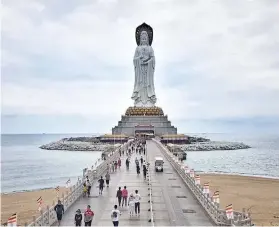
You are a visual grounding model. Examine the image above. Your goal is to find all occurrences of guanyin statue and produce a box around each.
[131,23,157,107]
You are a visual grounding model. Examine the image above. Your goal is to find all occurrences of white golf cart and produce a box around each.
[155,156,164,172]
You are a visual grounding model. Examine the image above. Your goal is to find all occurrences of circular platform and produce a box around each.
[125,106,164,116]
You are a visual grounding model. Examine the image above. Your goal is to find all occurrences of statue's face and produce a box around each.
[140,31,148,45]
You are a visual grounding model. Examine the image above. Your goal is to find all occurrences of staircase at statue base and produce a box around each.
[112,115,177,136]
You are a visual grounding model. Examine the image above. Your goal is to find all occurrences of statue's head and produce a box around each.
[140,31,149,45]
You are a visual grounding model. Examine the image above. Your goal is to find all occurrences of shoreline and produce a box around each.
[2,171,279,195]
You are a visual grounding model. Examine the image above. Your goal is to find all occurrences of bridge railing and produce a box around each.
[145,143,155,226]
[27,143,124,226]
[153,139,252,226]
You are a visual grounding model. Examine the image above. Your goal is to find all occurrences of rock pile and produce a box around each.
[170,141,251,151]
[40,140,118,151]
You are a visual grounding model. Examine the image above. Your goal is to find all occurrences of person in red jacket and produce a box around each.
[84,205,94,226]
[118,158,121,168]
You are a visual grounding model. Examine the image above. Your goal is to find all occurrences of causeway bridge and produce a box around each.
[29,140,252,226]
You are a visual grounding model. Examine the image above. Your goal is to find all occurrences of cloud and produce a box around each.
[1,0,279,133]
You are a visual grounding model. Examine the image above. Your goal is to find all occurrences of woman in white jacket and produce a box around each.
[128,193,135,217]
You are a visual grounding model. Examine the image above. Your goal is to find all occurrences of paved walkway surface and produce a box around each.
[57,140,213,226]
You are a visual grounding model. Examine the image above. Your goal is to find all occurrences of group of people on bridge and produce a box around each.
[52,138,148,226]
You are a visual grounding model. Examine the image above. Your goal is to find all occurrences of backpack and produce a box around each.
[112,211,118,218]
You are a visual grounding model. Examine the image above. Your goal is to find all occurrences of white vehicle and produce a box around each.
[154,157,164,172]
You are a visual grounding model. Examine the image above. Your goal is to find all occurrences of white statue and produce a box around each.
[131,30,157,107]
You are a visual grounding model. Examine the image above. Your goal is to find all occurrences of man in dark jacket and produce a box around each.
[143,164,147,180]
[54,200,64,226]
[98,176,105,195]
[116,187,122,207]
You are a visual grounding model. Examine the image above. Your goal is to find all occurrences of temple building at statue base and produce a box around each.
[112,106,177,136]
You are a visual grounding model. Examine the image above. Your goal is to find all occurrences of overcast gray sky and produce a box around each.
[1,0,279,134]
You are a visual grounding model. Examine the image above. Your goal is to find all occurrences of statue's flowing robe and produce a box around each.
[132,45,156,106]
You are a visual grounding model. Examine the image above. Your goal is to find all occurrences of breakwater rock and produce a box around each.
[40,140,119,151]
[188,136,210,143]
[169,141,251,151]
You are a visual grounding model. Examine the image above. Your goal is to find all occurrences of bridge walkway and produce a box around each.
[58,140,213,226]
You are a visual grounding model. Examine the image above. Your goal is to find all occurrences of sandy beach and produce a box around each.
[1,187,69,226]
[1,175,279,226]
[200,174,279,226]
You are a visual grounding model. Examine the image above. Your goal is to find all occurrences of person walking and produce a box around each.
[83,183,87,197]
[86,179,91,197]
[84,205,94,226]
[140,156,143,166]
[136,164,140,175]
[135,158,139,167]
[134,190,141,217]
[116,187,122,207]
[54,200,64,226]
[74,209,82,226]
[98,176,105,195]
[126,158,129,169]
[128,193,135,216]
[143,164,147,180]
[111,205,121,227]
[114,161,118,171]
[111,162,115,172]
[105,172,110,187]
[121,186,128,207]
[118,158,121,169]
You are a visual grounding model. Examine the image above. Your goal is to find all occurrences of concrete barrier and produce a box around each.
[153,139,252,226]
[27,143,124,226]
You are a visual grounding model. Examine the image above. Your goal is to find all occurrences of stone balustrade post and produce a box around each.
[40,209,44,225]
[32,216,36,226]
[47,205,50,224]
[215,202,219,209]
[66,191,69,206]
[242,208,246,220]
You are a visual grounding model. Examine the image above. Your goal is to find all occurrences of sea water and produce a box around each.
[1,134,102,193]
[185,133,279,178]
[1,133,279,193]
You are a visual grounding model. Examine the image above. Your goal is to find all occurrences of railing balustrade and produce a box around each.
[153,139,253,226]
[27,143,124,226]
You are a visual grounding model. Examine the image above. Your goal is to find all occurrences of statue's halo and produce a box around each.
[135,22,153,46]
